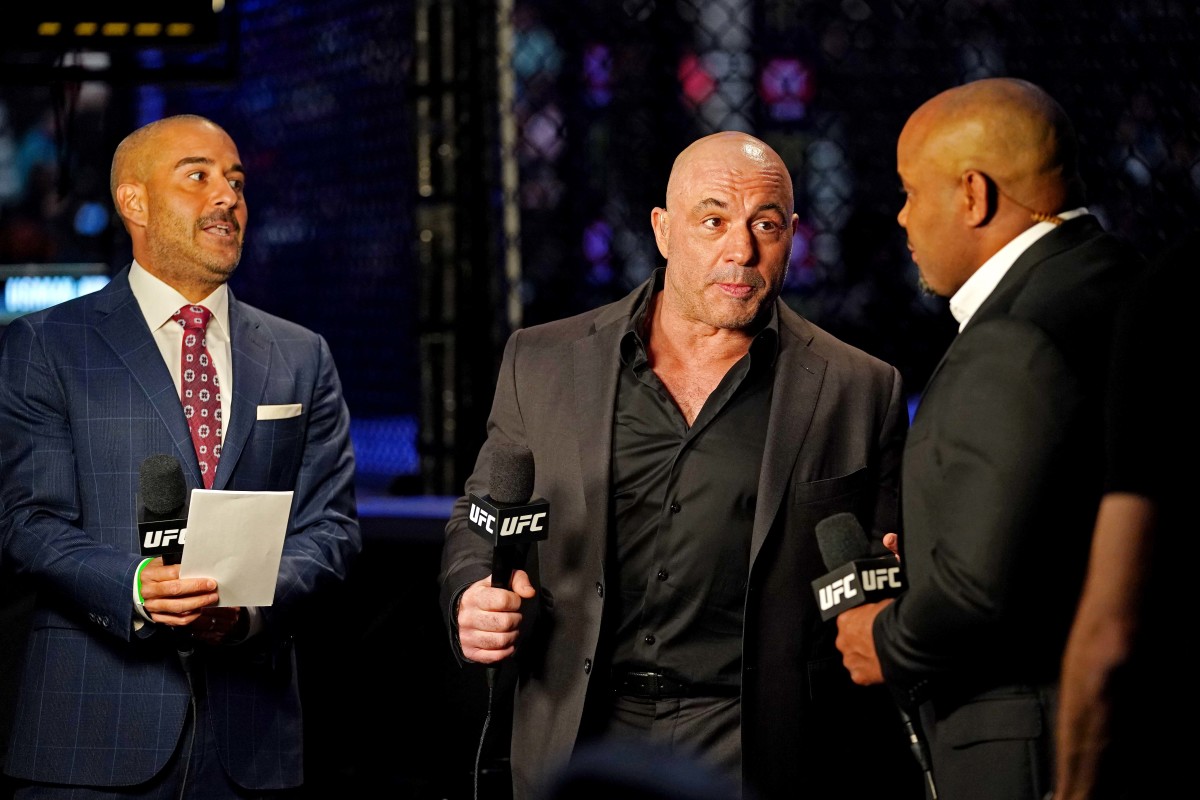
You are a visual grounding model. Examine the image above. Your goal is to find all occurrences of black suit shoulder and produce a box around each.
[507,285,640,347]
[983,218,1144,329]
[971,218,1145,385]
[787,304,897,371]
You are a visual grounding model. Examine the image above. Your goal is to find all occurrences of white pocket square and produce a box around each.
[257,403,303,420]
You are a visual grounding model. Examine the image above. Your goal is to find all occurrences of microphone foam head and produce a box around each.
[488,442,535,505]
[139,454,187,516]
[814,512,871,570]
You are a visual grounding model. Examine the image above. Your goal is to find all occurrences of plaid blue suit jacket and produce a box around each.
[0,266,360,789]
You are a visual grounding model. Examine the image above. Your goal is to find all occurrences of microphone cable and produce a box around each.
[473,666,500,800]
[898,707,937,799]
[176,682,199,800]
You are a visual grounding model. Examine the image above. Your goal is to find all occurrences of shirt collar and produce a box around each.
[949,208,1089,331]
[128,260,231,339]
[620,267,780,367]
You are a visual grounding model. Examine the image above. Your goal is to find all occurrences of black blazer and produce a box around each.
[873,216,1144,800]
[441,276,923,800]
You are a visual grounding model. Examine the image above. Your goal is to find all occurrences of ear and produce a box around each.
[115,183,148,229]
[650,207,670,259]
[961,170,994,227]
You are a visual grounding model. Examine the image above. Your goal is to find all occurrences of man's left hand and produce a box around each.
[191,606,245,645]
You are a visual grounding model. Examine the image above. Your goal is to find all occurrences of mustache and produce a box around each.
[707,268,766,288]
[198,212,241,232]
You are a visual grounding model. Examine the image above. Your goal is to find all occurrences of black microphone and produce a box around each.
[137,454,197,683]
[813,512,937,800]
[811,512,904,622]
[137,454,189,566]
[466,442,549,590]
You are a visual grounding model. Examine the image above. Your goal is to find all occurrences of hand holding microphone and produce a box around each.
[818,513,937,799]
[813,512,904,624]
[136,455,219,628]
[456,443,546,665]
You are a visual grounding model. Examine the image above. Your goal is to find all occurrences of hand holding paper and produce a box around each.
[179,489,294,607]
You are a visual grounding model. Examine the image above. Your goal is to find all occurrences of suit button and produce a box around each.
[669,502,681,513]
[644,634,655,645]
[584,659,592,674]
[596,582,603,598]
[656,569,668,581]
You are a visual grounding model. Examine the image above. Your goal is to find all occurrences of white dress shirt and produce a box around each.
[950,208,1089,332]
[128,260,233,436]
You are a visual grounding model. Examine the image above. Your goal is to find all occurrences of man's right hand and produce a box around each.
[457,569,537,664]
[138,557,220,626]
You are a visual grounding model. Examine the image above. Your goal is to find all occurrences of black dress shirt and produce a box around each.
[609,271,777,689]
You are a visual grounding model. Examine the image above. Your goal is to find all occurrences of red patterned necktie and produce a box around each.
[172,304,222,488]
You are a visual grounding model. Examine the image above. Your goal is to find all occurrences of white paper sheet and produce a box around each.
[178,489,293,607]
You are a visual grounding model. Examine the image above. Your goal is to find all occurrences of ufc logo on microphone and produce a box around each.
[467,493,550,546]
[468,503,496,533]
[143,527,187,549]
[499,512,546,537]
[818,573,858,610]
[861,566,901,591]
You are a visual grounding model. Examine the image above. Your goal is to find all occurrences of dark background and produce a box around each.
[1,1,1197,798]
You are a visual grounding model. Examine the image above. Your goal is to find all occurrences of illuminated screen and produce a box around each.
[0,263,110,324]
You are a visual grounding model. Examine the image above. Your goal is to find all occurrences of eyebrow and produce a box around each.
[755,202,787,217]
[690,199,787,217]
[173,156,245,174]
[692,197,729,214]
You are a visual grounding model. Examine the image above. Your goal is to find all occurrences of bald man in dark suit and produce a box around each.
[834,78,1145,800]
[441,132,922,800]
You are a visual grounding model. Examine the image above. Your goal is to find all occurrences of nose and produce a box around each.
[726,223,755,266]
[211,179,239,208]
[897,199,909,229]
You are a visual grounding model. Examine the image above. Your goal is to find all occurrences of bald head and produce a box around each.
[650,131,797,336]
[110,114,227,210]
[902,77,1082,216]
[895,78,1086,296]
[109,114,246,301]
[664,131,794,217]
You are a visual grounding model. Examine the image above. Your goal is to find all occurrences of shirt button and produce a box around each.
[669,502,681,513]
[644,634,656,645]
[595,582,604,598]
[656,569,668,581]
[584,659,592,674]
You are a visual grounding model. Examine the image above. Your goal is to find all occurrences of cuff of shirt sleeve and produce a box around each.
[220,607,264,646]
[242,607,265,641]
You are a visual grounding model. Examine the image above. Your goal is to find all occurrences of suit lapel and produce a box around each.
[572,310,624,545]
[751,304,825,566]
[93,270,203,484]
[214,296,270,489]
[970,214,1100,328]
[915,215,1101,418]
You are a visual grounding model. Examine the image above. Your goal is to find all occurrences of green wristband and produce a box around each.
[134,557,154,605]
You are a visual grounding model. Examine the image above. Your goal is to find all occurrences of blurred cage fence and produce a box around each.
[483,0,1199,386]
[0,0,1197,499]
[423,0,1200,493]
